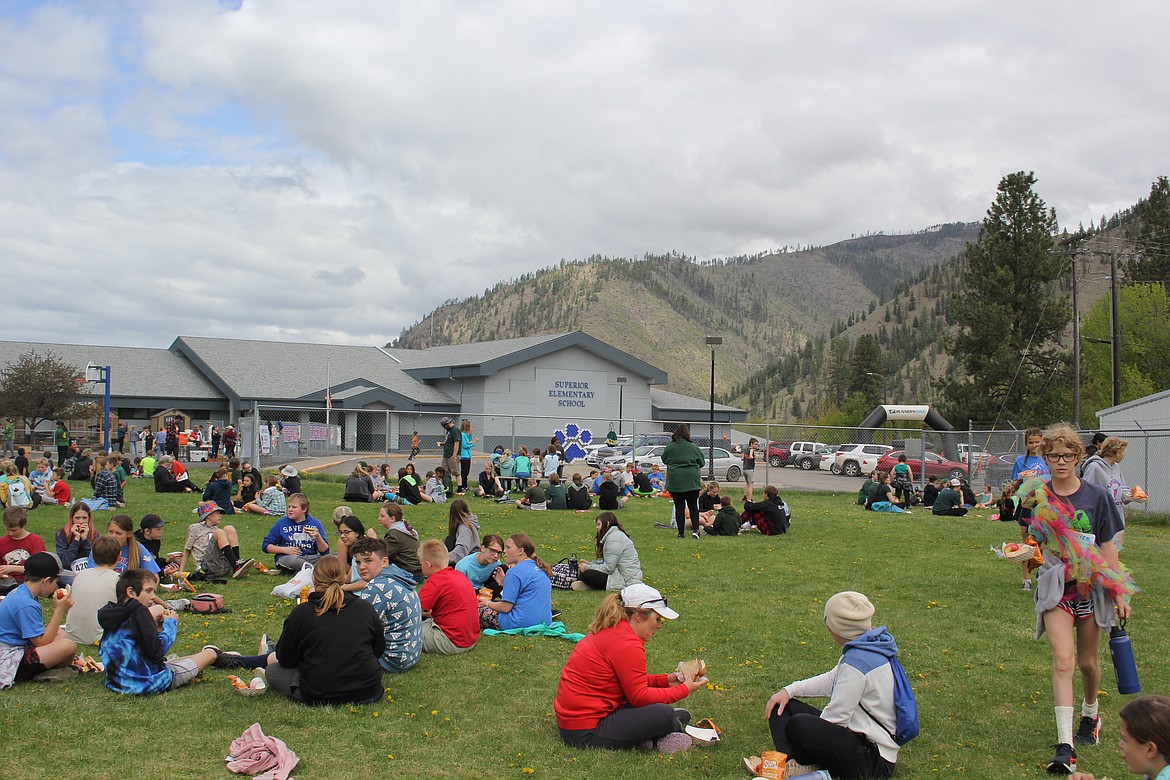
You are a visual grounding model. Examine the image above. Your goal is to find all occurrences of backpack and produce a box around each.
[5,478,30,508]
[859,654,920,745]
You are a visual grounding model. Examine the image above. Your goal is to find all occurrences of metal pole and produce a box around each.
[252,401,260,469]
[1110,251,1121,406]
[708,347,715,480]
[102,366,111,453]
[1071,253,1081,425]
[385,410,391,462]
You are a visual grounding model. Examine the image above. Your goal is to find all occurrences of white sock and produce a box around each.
[1056,706,1075,745]
[1082,699,1099,718]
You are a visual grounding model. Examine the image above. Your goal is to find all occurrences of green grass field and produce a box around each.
[2,475,1166,780]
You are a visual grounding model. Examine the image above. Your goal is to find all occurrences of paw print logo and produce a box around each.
[555,424,592,462]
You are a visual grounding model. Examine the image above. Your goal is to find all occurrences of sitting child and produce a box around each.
[0,507,47,588]
[596,473,625,510]
[632,469,655,497]
[65,536,121,645]
[455,535,506,600]
[700,497,742,536]
[418,540,479,655]
[201,467,236,514]
[544,473,568,510]
[352,536,422,673]
[250,474,288,516]
[262,493,330,572]
[378,502,423,583]
[180,502,255,581]
[974,483,995,509]
[28,459,52,491]
[515,478,547,510]
[425,468,448,504]
[566,473,592,512]
[647,465,665,493]
[97,568,222,694]
[0,552,76,687]
[38,468,71,507]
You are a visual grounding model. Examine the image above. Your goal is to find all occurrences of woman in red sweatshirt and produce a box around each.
[554,583,708,753]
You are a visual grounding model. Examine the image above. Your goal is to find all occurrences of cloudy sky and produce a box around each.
[3,1,1168,349]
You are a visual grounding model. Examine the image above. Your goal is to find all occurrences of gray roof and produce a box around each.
[0,341,221,399]
[650,387,743,414]
[391,331,669,384]
[171,337,455,406]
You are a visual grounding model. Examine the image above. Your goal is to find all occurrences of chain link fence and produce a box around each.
[227,406,1166,512]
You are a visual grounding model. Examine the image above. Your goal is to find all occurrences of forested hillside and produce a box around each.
[393,224,979,404]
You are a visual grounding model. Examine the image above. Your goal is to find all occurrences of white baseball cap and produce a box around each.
[620,584,679,619]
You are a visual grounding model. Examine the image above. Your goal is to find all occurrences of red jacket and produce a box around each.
[554,620,688,730]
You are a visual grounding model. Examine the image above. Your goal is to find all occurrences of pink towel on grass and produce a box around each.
[226,722,299,780]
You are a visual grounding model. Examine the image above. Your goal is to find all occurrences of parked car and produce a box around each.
[876,450,969,480]
[792,445,834,470]
[956,443,992,465]
[766,440,828,467]
[585,436,633,466]
[634,446,744,482]
[602,444,661,469]
[829,444,895,476]
[766,441,792,467]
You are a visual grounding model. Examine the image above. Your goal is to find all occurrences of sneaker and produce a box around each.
[740,521,752,531]
[691,531,700,539]
[570,581,589,591]
[655,732,693,754]
[783,760,821,777]
[551,610,562,622]
[211,649,250,670]
[1075,715,1101,745]
[1047,742,1077,774]
[1023,580,1032,591]
[202,644,224,666]
[232,558,256,579]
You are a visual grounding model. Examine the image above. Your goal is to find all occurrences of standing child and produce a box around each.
[1013,427,1051,591]
[1020,424,1131,774]
[742,438,759,501]
[409,431,420,461]
[459,420,477,494]
[97,568,222,695]
[0,552,76,687]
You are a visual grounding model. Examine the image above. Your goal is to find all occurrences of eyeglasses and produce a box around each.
[631,596,668,609]
[485,547,504,556]
[338,528,355,536]
[1044,452,1078,463]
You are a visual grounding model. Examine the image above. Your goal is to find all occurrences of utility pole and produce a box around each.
[1071,252,1080,424]
[1109,251,1121,406]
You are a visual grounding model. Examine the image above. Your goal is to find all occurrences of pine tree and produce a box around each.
[1127,176,1170,284]
[944,172,1070,422]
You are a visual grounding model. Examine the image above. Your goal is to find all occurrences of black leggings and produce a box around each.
[559,703,687,749]
[579,568,608,590]
[460,459,472,488]
[768,698,895,780]
[671,490,701,537]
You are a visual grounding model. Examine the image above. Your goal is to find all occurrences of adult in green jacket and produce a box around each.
[661,425,705,539]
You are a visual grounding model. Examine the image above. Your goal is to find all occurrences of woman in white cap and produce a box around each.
[554,583,707,753]
[764,591,902,779]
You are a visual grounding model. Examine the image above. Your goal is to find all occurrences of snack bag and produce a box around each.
[759,750,787,779]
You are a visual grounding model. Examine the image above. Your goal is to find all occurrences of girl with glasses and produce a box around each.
[1020,424,1133,774]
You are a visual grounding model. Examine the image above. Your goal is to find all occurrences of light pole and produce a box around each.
[616,376,627,435]
[705,336,722,479]
[86,362,112,452]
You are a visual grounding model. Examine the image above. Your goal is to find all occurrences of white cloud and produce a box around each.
[1,0,1168,348]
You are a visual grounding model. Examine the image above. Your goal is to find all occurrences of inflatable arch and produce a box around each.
[856,405,959,461]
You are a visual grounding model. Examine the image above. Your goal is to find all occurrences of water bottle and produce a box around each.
[1109,619,1141,694]
[786,772,832,780]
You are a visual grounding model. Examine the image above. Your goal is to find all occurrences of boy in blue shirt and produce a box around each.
[97,568,223,695]
[261,493,330,572]
[0,552,77,687]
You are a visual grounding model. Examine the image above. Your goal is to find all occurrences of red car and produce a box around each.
[876,450,969,480]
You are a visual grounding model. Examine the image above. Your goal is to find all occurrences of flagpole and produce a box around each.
[325,357,331,454]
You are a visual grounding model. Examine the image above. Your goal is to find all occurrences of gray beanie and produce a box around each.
[824,591,875,639]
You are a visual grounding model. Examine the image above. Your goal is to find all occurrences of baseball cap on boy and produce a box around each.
[140,514,166,530]
[24,552,61,581]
